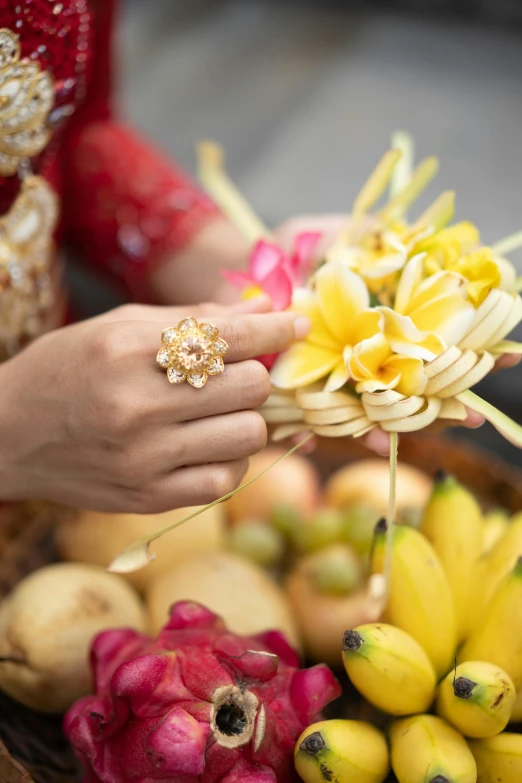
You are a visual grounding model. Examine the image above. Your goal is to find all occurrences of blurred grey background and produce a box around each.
[69,0,522,464]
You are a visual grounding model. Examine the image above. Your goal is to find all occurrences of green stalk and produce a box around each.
[384,431,399,599]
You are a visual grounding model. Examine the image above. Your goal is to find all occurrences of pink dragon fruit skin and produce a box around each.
[64,601,340,783]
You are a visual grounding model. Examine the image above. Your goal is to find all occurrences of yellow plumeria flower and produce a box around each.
[413,221,480,275]
[326,228,410,297]
[395,255,476,346]
[446,248,501,306]
[271,262,446,392]
[270,263,379,392]
[349,332,428,396]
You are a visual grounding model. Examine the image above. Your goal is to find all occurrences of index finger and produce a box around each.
[201,312,312,363]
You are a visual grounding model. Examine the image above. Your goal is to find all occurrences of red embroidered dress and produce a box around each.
[0,0,219,357]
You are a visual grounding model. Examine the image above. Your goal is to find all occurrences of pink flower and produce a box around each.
[222,232,322,311]
[222,233,321,369]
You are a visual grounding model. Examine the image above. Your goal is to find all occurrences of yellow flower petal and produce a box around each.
[384,355,428,396]
[270,342,340,390]
[349,333,392,380]
[324,358,350,392]
[409,294,475,346]
[407,270,467,312]
[359,252,406,279]
[353,310,383,343]
[355,371,401,394]
[315,262,370,344]
[414,221,480,255]
[292,288,339,350]
[394,253,425,315]
[378,307,445,360]
[447,248,501,306]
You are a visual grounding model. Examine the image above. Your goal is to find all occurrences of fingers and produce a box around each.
[98,296,274,325]
[463,409,485,429]
[227,295,274,315]
[147,458,250,512]
[208,312,311,363]
[290,432,317,454]
[358,428,391,457]
[172,411,267,467]
[493,354,522,373]
[147,360,272,423]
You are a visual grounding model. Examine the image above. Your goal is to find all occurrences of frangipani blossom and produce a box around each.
[395,253,522,355]
[415,221,480,275]
[446,248,501,307]
[325,228,410,295]
[270,263,376,392]
[221,233,321,311]
[271,262,447,393]
[349,333,428,396]
[395,256,476,346]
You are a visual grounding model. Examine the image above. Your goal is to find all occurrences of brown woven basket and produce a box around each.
[1,434,521,783]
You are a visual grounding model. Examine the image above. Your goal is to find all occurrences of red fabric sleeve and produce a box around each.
[62,121,221,300]
[60,0,221,300]
[0,0,221,300]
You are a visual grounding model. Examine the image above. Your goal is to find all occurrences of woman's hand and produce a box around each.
[0,300,310,513]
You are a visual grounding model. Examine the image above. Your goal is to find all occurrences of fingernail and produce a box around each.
[293,315,312,340]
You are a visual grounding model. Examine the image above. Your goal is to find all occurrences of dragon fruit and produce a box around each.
[64,601,340,783]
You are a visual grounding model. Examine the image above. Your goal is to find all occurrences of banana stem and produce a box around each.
[384,431,399,599]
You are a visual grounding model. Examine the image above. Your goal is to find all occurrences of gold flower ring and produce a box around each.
[156,318,229,389]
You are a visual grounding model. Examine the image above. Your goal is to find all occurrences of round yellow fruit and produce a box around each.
[146,550,299,648]
[342,623,437,716]
[0,563,146,713]
[325,459,431,517]
[225,448,319,524]
[57,504,224,593]
[285,555,373,666]
[437,661,515,738]
[295,719,390,783]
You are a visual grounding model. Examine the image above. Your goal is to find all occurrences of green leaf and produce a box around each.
[458,390,522,448]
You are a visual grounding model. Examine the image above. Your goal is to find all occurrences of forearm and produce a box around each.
[148,218,251,306]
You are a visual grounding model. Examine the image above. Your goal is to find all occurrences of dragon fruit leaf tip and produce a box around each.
[65,600,340,783]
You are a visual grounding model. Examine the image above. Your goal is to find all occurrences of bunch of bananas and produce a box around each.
[294,473,522,783]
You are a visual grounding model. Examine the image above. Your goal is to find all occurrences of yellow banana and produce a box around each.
[370,520,457,677]
[459,558,522,687]
[420,472,483,643]
[342,622,436,716]
[509,688,522,724]
[468,732,522,783]
[390,714,477,783]
[482,509,509,555]
[294,719,390,783]
[483,511,522,606]
[436,661,515,738]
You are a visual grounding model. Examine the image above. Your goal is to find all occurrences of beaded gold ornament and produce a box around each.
[0,28,55,177]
